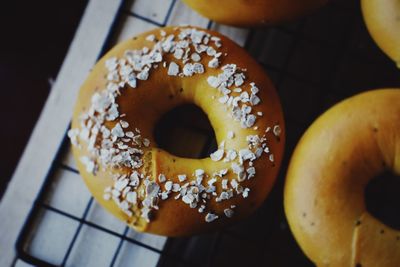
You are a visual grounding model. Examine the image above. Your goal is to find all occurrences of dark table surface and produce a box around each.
[0,1,88,199]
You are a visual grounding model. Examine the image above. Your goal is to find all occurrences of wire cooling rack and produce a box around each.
[14,0,400,266]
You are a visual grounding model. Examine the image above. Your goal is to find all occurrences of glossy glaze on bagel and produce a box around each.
[284,89,400,266]
[181,0,329,26]
[69,26,285,236]
[362,0,400,68]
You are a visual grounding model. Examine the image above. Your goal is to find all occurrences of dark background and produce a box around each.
[0,1,88,198]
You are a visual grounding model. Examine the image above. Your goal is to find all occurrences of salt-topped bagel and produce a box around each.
[68,26,285,236]
[181,0,329,26]
[284,89,400,266]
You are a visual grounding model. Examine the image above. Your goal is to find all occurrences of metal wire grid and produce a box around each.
[14,0,400,266]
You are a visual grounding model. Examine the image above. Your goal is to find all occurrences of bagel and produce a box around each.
[68,26,285,236]
[181,0,329,27]
[362,0,400,68]
[284,89,400,266]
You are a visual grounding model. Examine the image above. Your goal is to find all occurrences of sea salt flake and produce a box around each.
[174,48,184,59]
[250,94,261,105]
[142,138,150,147]
[146,182,160,197]
[195,169,205,177]
[250,83,259,94]
[178,174,187,182]
[205,213,219,223]
[208,57,219,68]
[68,128,80,146]
[234,73,245,86]
[231,162,244,175]
[105,57,118,71]
[217,169,228,177]
[269,154,275,162]
[91,92,112,112]
[207,76,221,88]
[206,46,216,56]
[247,167,256,179]
[114,178,129,191]
[193,63,204,74]
[216,191,231,202]
[137,68,149,80]
[165,181,173,191]
[239,148,255,161]
[242,188,250,198]
[210,149,224,161]
[126,191,137,204]
[190,29,205,44]
[191,53,201,62]
[198,205,206,213]
[207,178,217,186]
[111,123,124,138]
[80,156,96,174]
[273,125,282,137]
[119,200,130,211]
[224,149,237,162]
[120,120,129,128]
[127,73,137,88]
[146,34,155,42]
[222,179,228,190]
[218,95,229,104]
[224,208,234,218]
[125,131,134,138]
[183,63,195,76]
[245,114,256,128]
[158,174,166,183]
[172,183,181,192]
[168,62,179,76]
[182,194,195,204]
[112,189,121,198]
[161,192,169,200]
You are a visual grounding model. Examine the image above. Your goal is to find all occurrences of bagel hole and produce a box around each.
[154,104,217,159]
[365,171,400,230]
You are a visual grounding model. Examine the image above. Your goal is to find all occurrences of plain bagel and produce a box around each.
[284,89,400,266]
[362,0,400,68]
[181,0,329,26]
[68,26,285,236]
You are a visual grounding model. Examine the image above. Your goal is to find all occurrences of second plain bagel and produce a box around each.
[284,89,400,266]
[362,0,400,68]
[68,26,285,236]
[181,0,329,27]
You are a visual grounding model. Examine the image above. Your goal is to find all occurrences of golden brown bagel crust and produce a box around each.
[284,89,400,266]
[70,26,285,236]
[181,0,329,26]
[362,0,400,68]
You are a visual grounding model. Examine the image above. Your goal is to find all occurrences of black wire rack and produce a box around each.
[15,0,400,266]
